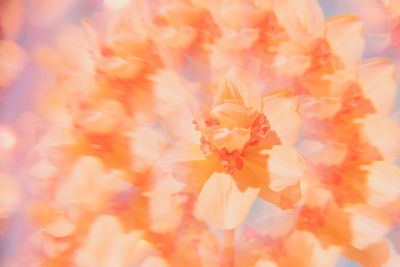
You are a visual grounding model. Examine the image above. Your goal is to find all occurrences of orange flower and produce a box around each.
[157,68,304,229]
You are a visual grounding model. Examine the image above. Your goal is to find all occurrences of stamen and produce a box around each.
[219,148,243,174]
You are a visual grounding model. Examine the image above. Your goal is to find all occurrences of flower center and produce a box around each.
[193,113,271,173]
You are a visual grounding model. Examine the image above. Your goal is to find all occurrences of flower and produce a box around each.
[158,67,305,229]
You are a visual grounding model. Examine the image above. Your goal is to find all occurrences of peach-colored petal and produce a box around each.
[325,69,357,97]
[258,182,301,210]
[56,156,122,211]
[159,0,201,28]
[342,239,390,267]
[263,146,305,191]
[298,140,347,166]
[345,204,391,250]
[78,99,125,135]
[210,29,259,70]
[98,56,144,79]
[160,143,206,168]
[300,185,334,209]
[151,70,201,144]
[147,191,186,233]
[204,126,250,152]
[299,95,342,120]
[152,26,197,68]
[214,68,263,112]
[36,129,77,152]
[273,0,325,37]
[129,126,166,172]
[325,15,365,66]
[262,90,300,146]
[355,114,400,162]
[159,143,218,192]
[211,103,254,129]
[75,215,155,267]
[360,161,400,207]
[197,172,260,229]
[273,55,311,77]
[281,230,341,267]
[219,2,263,30]
[151,173,186,195]
[357,58,397,115]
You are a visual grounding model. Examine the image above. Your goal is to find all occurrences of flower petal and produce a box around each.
[344,204,391,250]
[258,182,301,210]
[273,0,325,37]
[159,143,218,193]
[129,127,166,172]
[197,172,261,229]
[204,126,250,152]
[355,114,400,162]
[357,58,397,115]
[213,68,263,112]
[151,70,201,144]
[360,161,400,208]
[262,90,300,146]
[299,95,342,120]
[326,15,365,66]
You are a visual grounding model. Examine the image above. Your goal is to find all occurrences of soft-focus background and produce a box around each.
[1,1,400,266]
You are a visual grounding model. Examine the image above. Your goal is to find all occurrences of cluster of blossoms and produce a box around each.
[1,0,400,266]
